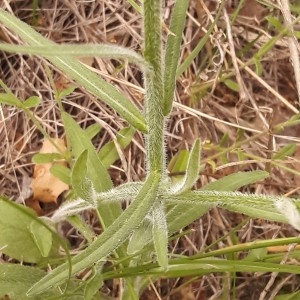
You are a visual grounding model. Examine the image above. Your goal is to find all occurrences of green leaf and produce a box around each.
[163,0,189,115]
[50,164,71,185]
[0,264,51,300]
[201,170,269,191]
[127,217,152,255]
[272,143,296,160]
[166,171,270,239]
[29,220,53,258]
[254,58,263,76]
[164,190,288,223]
[273,114,300,133]
[71,150,94,201]
[85,123,102,140]
[0,43,149,70]
[63,112,112,191]
[57,85,76,100]
[0,10,147,132]
[170,139,201,194]
[67,215,95,244]
[168,149,189,177]
[28,172,161,296]
[63,112,123,234]
[23,95,40,108]
[224,79,239,92]
[243,248,268,261]
[32,152,64,163]
[0,197,56,263]
[98,126,135,169]
[152,203,168,270]
[0,92,21,107]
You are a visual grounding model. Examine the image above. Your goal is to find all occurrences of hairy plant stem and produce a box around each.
[143,0,165,174]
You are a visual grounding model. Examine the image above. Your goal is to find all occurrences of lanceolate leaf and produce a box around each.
[0,92,21,107]
[28,172,161,296]
[0,43,149,70]
[166,170,270,237]
[164,190,288,223]
[170,139,201,194]
[163,0,189,115]
[62,112,123,234]
[23,95,40,108]
[62,112,112,191]
[0,9,147,132]
[272,143,296,160]
[201,170,269,191]
[71,150,95,203]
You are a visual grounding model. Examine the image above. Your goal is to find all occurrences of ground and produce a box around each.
[1,0,300,299]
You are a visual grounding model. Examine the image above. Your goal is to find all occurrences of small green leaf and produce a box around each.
[254,58,263,76]
[32,153,63,163]
[85,123,102,140]
[272,143,296,160]
[71,150,94,202]
[170,139,201,193]
[57,85,76,100]
[50,164,71,185]
[29,220,53,258]
[165,190,287,224]
[67,215,95,244]
[168,149,189,178]
[243,248,268,261]
[0,92,21,107]
[266,16,284,31]
[224,79,239,92]
[23,95,41,108]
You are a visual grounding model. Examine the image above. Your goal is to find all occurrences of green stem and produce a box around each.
[143,0,165,174]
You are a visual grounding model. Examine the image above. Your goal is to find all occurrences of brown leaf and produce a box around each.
[30,138,69,205]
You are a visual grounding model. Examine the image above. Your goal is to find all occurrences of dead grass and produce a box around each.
[1,0,300,299]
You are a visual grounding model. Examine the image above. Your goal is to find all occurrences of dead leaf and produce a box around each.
[30,138,69,206]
